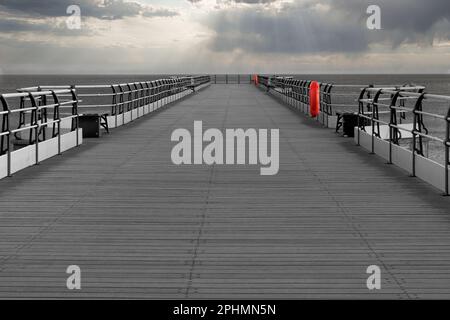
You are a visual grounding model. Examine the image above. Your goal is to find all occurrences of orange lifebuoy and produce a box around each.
[309,81,320,117]
[252,74,257,86]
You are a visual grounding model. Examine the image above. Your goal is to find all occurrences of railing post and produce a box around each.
[326,84,333,128]
[127,84,133,122]
[149,82,154,112]
[26,93,40,165]
[388,91,401,164]
[119,85,125,125]
[111,85,118,128]
[1,95,11,177]
[7,107,11,177]
[357,89,366,146]
[445,106,450,196]
[70,88,80,147]
[157,81,161,109]
[411,93,426,178]
[50,91,62,155]
[320,83,328,126]
[138,82,144,117]
[145,82,151,111]
[371,90,383,154]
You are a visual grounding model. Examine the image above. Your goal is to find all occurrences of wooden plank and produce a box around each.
[0,84,449,299]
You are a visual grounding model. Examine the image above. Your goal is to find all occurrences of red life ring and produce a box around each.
[254,75,259,86]
[309,81,320,117]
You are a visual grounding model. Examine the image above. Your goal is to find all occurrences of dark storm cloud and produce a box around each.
[0,18,50,32]
[328,0,450,46]
[0,17,90,35]
[330,0,450,33]
[206,1,370,54]
[0,0,178,20]
[204,0,450,54]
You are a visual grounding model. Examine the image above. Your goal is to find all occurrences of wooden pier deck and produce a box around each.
[0,84,449,299]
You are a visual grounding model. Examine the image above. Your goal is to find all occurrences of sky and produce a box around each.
[0,0,449,74]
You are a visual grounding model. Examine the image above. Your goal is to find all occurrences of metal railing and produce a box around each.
[256,75,450,195]
[0,75,211,178]
[213,74,253,84]
[357,87,450,195]
[257,75,419,116]
[0,89,80,176]
[18,76,211,121]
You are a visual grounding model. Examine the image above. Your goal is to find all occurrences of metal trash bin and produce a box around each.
[79,114,100,138]
[342,113,359,137]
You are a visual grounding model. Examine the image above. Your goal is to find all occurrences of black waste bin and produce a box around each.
[79,114,100,138]
[342,113,359,137]
[341,113,371,137]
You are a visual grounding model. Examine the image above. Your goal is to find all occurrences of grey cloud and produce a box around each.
[0,0,138,19]
[328,0,450,46]
[203,0,450,55]
[0,17,90,35]
[0,0,178,20]
[142,8,179,18]
[232,0,277,3]
[186,0,277,4]
[0,18,51,33]
[206,2,369,54]
[330,0,450,33]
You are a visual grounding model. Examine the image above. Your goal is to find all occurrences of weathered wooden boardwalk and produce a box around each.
[0,84,449,299]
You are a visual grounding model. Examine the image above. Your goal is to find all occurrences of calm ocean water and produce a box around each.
[1,74,449,94]
[0,74,449,163]
[0,74,169,93]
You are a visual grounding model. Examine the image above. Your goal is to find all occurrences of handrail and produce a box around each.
[0,88,80,176]
[17,76,211,119]
[256,74,450,195]
[356,86,450,195]
[1,75,211,178]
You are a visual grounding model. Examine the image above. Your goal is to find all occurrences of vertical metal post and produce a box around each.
[445,106,450,196]
[411,93,425,178]
[50,91,62,155]
[388,92,401,164]
[138,83,143,117]
[371,90,383,154]
[145,82,151,112]
[157,81,161,109]
[127,84,133,122]
[112,85,118,128]
[149,82,154,112]
[119,85,125,125]
[320,84,327,126]
[26,93,40,165]
[327,84,333,128]
[70,88,80,147]
[1,95,12,177]
[7,107,11,176]
[357,89,365,146]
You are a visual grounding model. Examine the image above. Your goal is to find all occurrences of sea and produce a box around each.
[0,74,449,164]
